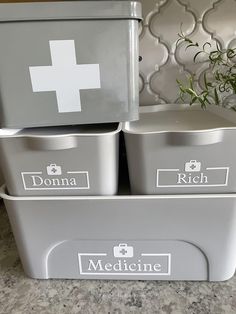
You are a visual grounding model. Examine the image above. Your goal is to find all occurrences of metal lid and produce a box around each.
[0,1,142,22]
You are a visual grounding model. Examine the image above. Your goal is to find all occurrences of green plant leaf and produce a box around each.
[185,43,199,50]
[203,72,208,90]
[209,51,223,65]
[198,98,207,109]
[193,51,204,63]
[202,93,211,104]
[203,42,211,51]
[214,88,220,105]
[184,88,198,97]
[176,24,236,110]
[189,96,197,105]
[227,48,236,59]
[216,43,221,52]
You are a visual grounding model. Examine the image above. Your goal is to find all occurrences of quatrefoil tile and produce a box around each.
[204,0,236,47]
[142,0,168,26]
[139,83,161,106]
[139,27,168,81]
[178,0,219,21]
[150,56,190,103]
[175,23,217,77]
[139,0,236,106]
[149,0,195,53]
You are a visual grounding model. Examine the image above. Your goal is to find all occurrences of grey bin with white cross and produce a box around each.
[0,123,121,196]
[0,1,141,128]
[123,104,236,194]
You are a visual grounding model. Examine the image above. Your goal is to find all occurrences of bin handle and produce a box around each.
[166,129,224,146]
[24,135,78,151]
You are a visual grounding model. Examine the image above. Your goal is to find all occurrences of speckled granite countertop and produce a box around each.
[0,201,236,314]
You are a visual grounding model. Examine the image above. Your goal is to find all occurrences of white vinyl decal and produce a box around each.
[29,40,101,113]
[21,164,90,190]
[78,243,171,276]
[156,160,229,188]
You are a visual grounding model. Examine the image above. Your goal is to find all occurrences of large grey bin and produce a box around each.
[0,124,120,196]
[1,184,236,281]
[123,104,236,194]
[0,1,141,128]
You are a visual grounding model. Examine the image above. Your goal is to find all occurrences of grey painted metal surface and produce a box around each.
[123,104,236,194]
[0,124,121,196]
[0,1,141,128]
[1,184,236,281]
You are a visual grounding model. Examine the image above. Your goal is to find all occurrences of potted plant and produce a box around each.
[176,27,236,110]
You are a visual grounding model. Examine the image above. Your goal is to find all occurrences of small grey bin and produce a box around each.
[0,124,121,196]
[123,104,236,194]
[1,184,236,281]
[0,1,141,128]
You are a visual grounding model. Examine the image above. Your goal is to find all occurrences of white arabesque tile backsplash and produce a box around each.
[139,0,236,105]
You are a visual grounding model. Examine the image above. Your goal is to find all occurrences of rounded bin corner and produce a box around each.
[0,184,8,200]
[210,272,236,282]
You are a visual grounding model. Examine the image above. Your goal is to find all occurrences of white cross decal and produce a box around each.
[29,40,101,113]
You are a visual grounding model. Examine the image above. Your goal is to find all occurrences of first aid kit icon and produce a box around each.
[47,164,62,176]
[113,243,134,258]
[185,160,201,172]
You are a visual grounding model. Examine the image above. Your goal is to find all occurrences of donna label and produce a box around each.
[21,163,89,190]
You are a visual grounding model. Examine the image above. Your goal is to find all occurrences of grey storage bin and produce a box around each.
[1,184,236,281]
[123,104,236,194]
[0,124,120,196]
[0,1,141,128]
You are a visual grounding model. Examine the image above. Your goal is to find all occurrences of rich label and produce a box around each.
[156,160,229,188]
